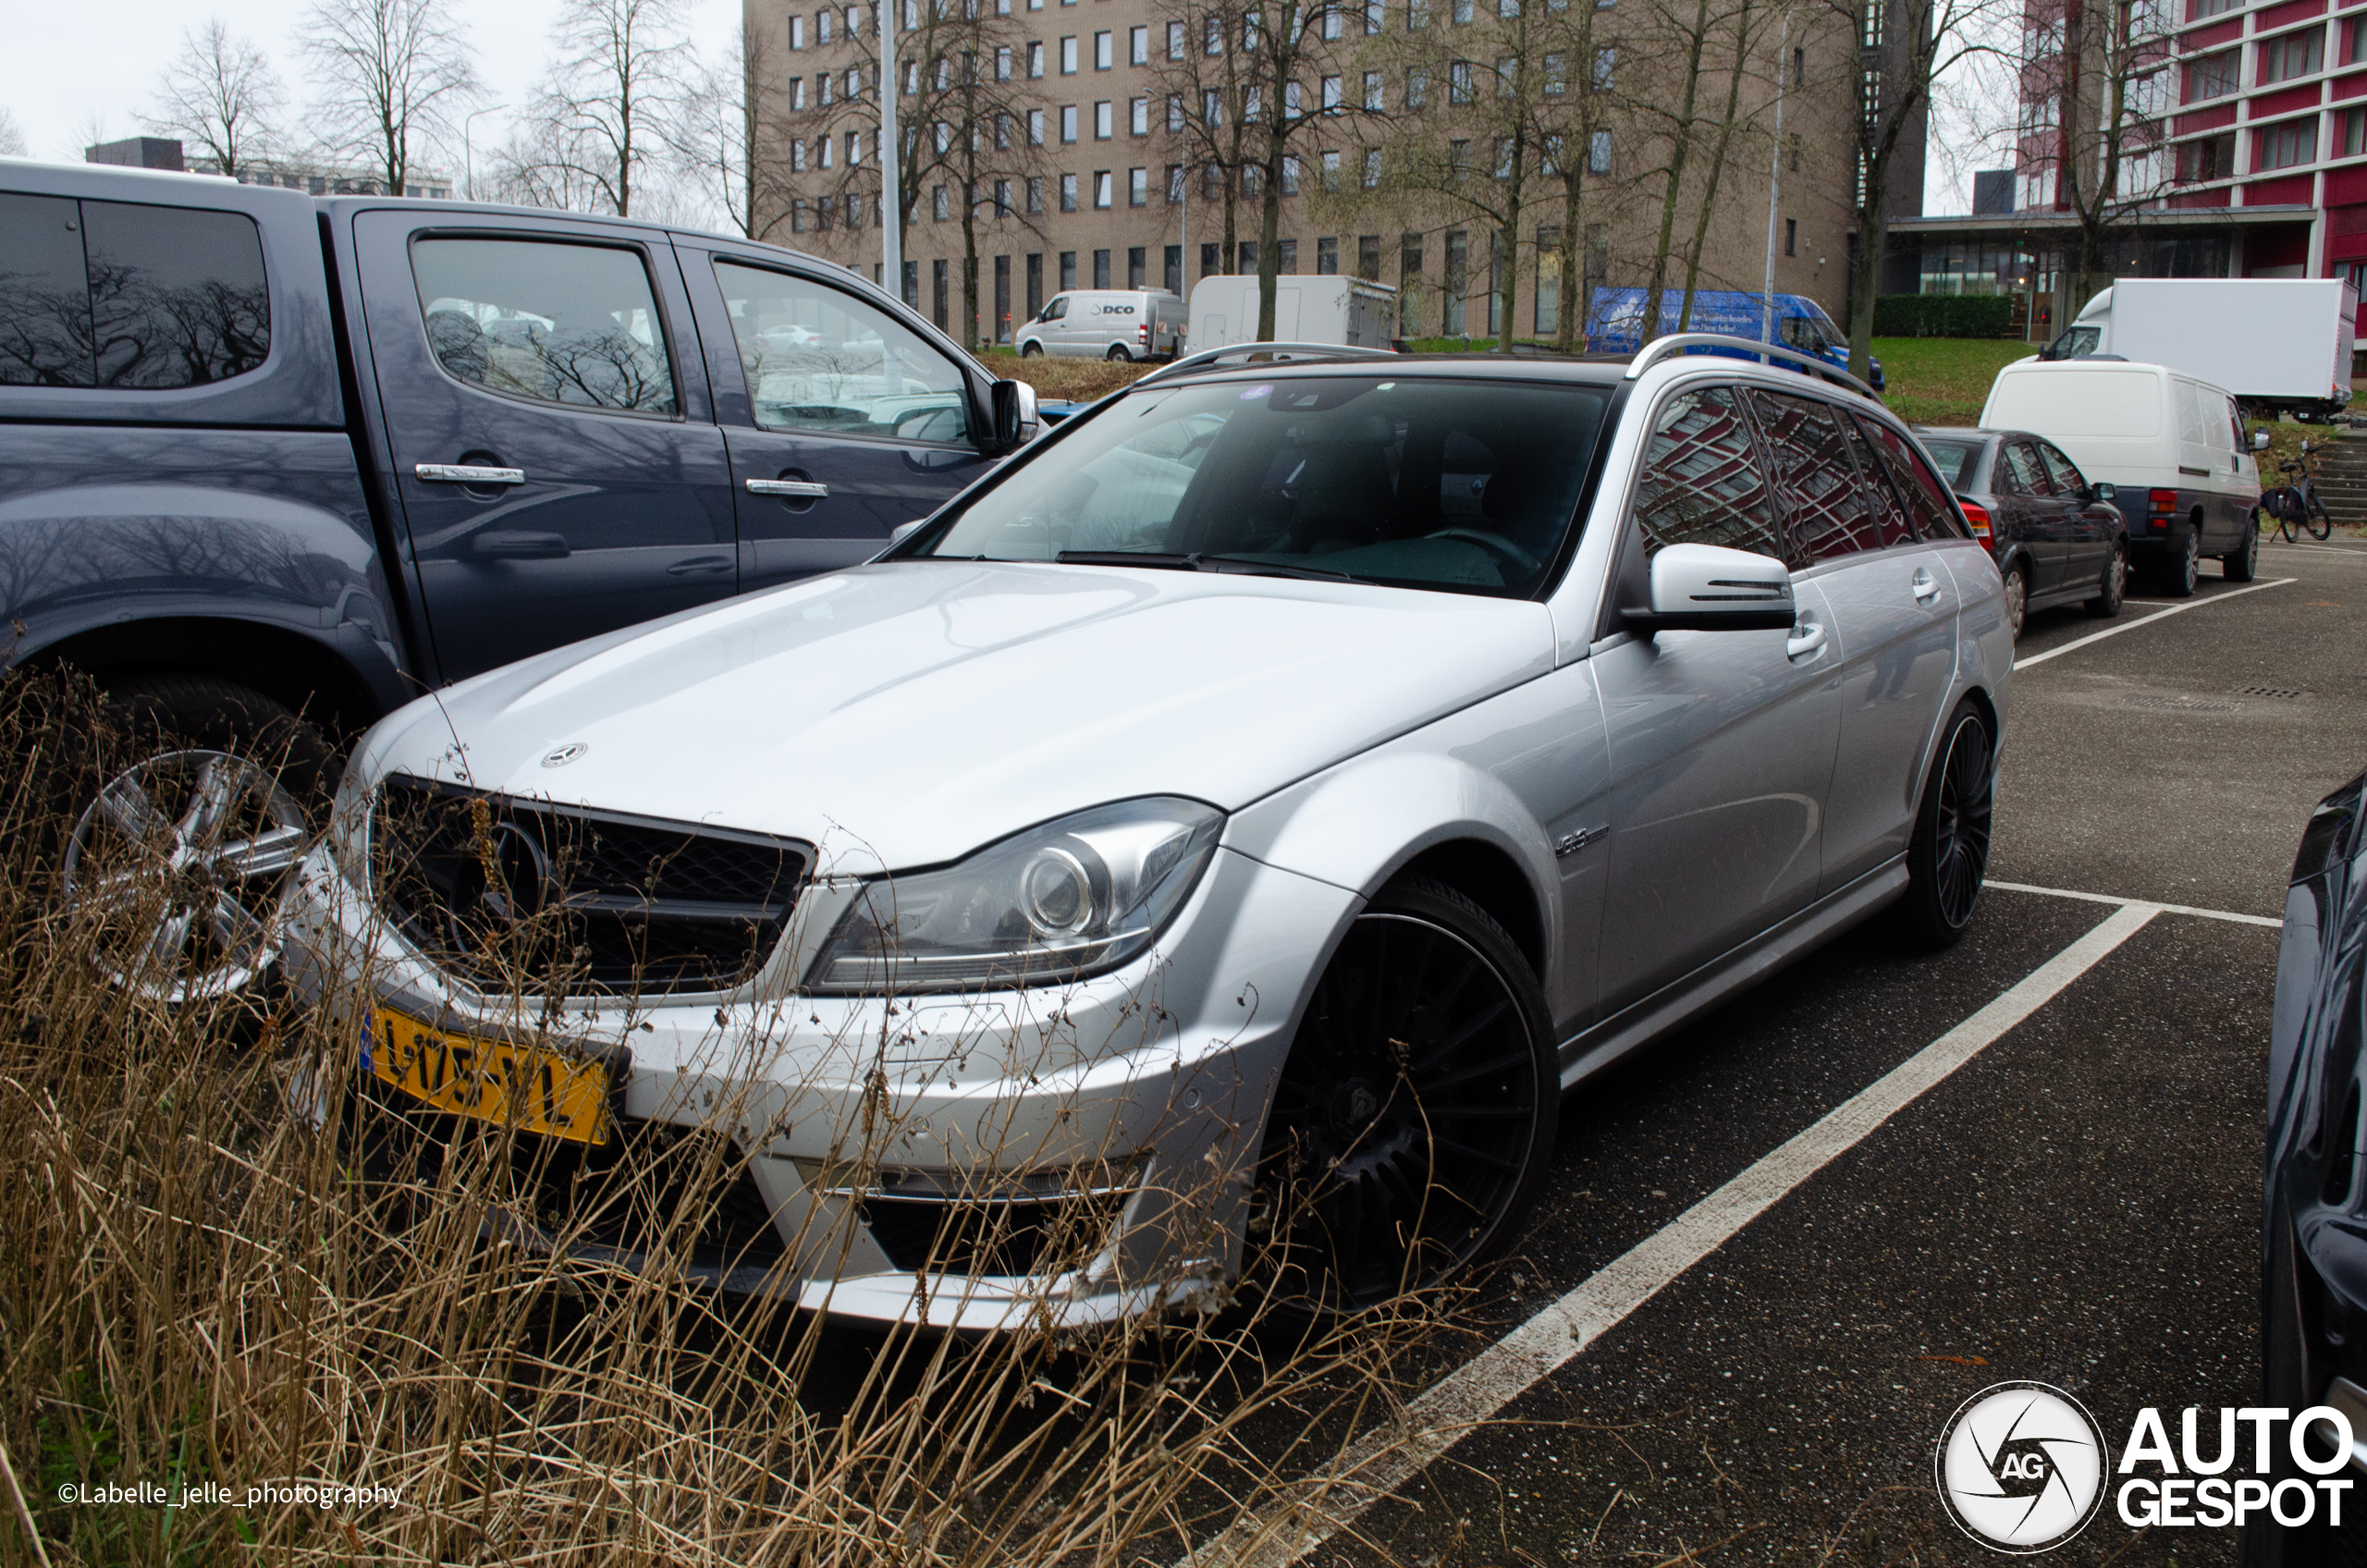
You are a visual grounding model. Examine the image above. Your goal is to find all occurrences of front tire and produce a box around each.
[1897,699,1994,950]
[2224,518,2260,582]
[2308,490,2335,541]
[2087,541,2128,614]
[63,675,333,1004]
[1250,876,1557,1314]
[1019,340,1043,358]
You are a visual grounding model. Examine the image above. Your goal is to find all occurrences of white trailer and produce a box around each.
[1185,275,1398,353]
[2043,278,2356,419]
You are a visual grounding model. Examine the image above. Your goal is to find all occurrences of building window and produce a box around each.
[1406,67,1428,108]
[1784,217,1797,255]
[2349,16,2367,66]
[1029,107,1045,142]
[1400,232,1423,334]
[790,199,806,231]
[817,8,832,43]
[1318,235,1339,273]
[997,44,1012,80]
[791,78,807,110]
[1593,46,1615,89]
[1363,148,1382,187]
[1206,14,1223,53]
[1357,234,1381,279]
[791,139,807,170]
[1095,29,1112,67]
[1128,245,1147,287]
[1588,129,1613,174]
[2258,116,2317,169]
[1453,0,1475,21]
[1061,35,1077,71]
[790,14,805,48]
[1095,169,1113,206]
[1029,40,1045,75]
[1362,70,1383,109]
[1322,73,1343,110]
[1320,148,1342,189]
[1061,171,1078,209]
[1094,248,1112,287]
[1450,60,1473,103]
[995,177,1012,214]
[1027,175,1045,212]
[1169,93,1185,130]
[1169,19,1186,56]
[816,195,834,230]
[850,129,865,164]
[1130,165,1148,203]
[1204,88,1223,125]
[1060,251,1076,288]
[1132,95,1149,133]
[819,71,833,105]
[1165,243,1184,292]
[1239,239,1258,272]
[1202,240,1220,277]
[1410,0,1429,26]
[2189,0,2238,19]
[1131,23,1149,62]
[1282,154,1300,193]
[933,259,949,329]
[1204,161,1224,199]
[1542,53,1565,93]
[2261,28,2324,85]
[1061,104,1078,141]
[1095,100,1113,137]
[932,183,949,219]
[1166,163,1184,201]
[1323,4,1343,36]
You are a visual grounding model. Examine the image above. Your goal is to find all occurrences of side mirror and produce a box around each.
[989,378,1040,452]
[1624,543,1797,632]
[2090,482,2116,503]
[2254,430,2273,451]
[889,518,927,547]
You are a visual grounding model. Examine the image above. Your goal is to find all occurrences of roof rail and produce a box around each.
[1133,340,1399,387]
[1623,333,1882,402]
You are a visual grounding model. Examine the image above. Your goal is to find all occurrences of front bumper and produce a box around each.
[281,841,1358,1330]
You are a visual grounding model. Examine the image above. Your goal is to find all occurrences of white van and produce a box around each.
[1013,289,1186,361]
[1186,275,1399,353]
[1979,358,2263,595]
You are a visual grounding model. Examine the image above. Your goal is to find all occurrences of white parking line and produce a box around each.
[2012,577,2296,670]
[1178,903,2161,1568]
[1987,878,2282,928]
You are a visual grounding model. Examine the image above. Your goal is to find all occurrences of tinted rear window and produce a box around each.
[0,195,269,389]
[1919,438,1981,490]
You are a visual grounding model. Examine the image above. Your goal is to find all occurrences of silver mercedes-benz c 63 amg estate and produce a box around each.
[282,336,2010,1329]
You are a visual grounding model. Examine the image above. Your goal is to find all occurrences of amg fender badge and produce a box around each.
[1555,825,1608,859]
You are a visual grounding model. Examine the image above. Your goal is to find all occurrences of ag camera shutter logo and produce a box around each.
[1934,1382,2109,1552]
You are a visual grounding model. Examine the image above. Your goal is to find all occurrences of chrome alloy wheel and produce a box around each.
[62,749,312,1002]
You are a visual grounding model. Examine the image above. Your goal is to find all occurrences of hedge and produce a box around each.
[1871,294,2018,337]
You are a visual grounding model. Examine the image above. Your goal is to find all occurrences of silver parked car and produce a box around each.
[283,337,2010,1329]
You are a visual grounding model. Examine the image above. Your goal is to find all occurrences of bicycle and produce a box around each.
[2262,437,2335,542]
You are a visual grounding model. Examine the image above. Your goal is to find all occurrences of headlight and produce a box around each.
[805,797,1223,994]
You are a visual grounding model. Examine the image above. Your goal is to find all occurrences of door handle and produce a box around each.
[470,531,570,559]
[417,463,527,485]
[746,478,830,498]
[1785,621,1827,661]
[1910,567,1941,604]
[667,554,734,576]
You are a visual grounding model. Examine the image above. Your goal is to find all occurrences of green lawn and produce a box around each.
[1870,337,2040,429]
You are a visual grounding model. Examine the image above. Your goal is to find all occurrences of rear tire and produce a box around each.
[2002,562,2029,641]
[2223,519,2259,582]
[2086,541,2128,614]
[65,675,334,1004]
[1249,876,1556,1315]
[1106,345,1133,362]
[2155,518,2201,597]
[1897,698,1994,951]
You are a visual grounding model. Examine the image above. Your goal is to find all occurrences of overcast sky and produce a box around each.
[6,0,1996,214]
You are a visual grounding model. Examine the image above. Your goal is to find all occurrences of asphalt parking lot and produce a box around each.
[1197,540,2367,1568]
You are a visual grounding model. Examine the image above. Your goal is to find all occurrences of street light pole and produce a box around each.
[1760,11,1790,348]
[461,104,506,202]
[881,0,902,300]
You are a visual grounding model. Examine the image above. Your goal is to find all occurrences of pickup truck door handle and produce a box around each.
[746,478,830,499]
[470,531,570,560]
[1785,620,1828,661]
[417,463,527,485]
[1910,567,1941,605]
[666,554,735,576]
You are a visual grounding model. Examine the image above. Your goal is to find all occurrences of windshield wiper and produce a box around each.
[1195,554,1373,584]
[1054,550,1206,570]
[1049,549,1373,584]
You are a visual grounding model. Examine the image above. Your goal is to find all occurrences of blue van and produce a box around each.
[1584,288,1884,389]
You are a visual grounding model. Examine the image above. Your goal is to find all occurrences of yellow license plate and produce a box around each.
[362,1003,610,1145]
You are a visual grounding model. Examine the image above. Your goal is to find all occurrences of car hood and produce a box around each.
[370,560,1559,873]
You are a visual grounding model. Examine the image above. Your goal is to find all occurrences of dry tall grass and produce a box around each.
[0,672,1478,1568]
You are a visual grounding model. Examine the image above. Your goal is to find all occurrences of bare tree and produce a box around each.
[1151,0,1259,279]
[668,16,795,239]
[1237,0,1363,337]
[1827,0,2001,378]
[297,0,479,194]
[145,20,287,181]
[506,0,693,217]
[2022,0,2175,309]
[1674,0,1760,328]
[1631,0,1736,341]
[0,109,26,159]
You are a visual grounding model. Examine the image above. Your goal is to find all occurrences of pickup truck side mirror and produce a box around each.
[1622,543,1798,632]
[989,378,1040,453]
[2254,430,2273,451]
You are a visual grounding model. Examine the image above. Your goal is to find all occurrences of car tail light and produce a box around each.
[1958,501,1992,540]
[2148,487,2177,513]
[1138,323,1150,343]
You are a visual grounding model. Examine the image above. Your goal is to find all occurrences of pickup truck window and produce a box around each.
[0,194,270,389]
[713,261,972,444]
[411,238,679,417]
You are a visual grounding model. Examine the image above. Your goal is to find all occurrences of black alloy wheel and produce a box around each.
[1251,876,1556,1314]
[1899,699,1995,949]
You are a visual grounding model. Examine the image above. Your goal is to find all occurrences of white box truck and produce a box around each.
[2041,278,2356,420]
[1186,275,1398,353]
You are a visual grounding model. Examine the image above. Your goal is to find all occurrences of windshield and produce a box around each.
[1919,437,1982,490]
[912,375,1608,596]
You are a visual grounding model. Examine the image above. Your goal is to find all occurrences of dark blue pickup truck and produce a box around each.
[0,160,1038,996]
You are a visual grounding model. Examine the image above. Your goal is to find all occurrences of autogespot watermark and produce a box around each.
[56,1480,401,1512]
[1935,1383,2357,1552]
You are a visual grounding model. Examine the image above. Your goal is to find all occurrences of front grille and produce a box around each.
[861,1191,1129,1279]
[372,776,809,996]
